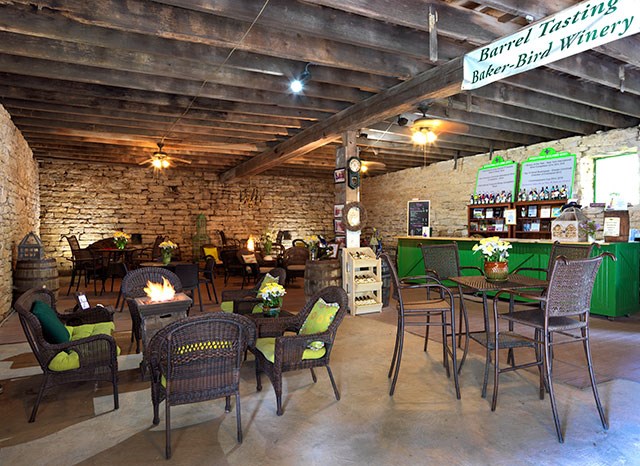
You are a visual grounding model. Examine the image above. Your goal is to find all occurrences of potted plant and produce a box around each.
[159,240,178,265]
[259,282,286,317]
[113,231,131,250]
[472,236,512,282]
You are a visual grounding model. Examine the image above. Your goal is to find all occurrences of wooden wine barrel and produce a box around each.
[304,259,342,299]
[13,258,60,302]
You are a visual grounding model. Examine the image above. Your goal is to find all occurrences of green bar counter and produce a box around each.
[396,236,640,318]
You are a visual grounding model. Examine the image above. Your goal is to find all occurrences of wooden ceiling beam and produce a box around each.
[220,57,465,181]
[0,73,333,121]
[0,55,350,113]
[4,0,429,78]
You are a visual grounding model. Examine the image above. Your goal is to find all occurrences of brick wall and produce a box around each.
[38,161,335,271]
[362,126,640,251]
[0,105,40,319]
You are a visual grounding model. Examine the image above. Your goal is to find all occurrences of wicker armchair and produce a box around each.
[252,286,348,415]
[282,245,309,284]
[147,313,256,459]
[221,268,286,314]
[121,267,183,353]
[13,288,118,422]
[492,252,615,443]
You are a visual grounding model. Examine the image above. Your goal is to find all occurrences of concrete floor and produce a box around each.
[1,276,639,465]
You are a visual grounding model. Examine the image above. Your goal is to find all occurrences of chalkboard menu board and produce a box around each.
[407,200,431,236]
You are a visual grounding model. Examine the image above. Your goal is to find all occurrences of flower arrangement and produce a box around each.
[472,236,512,263]
[260,282,286,309]
[159,240,178,264]
[159,240,178,253]
[579,220,601,239]
[113,231,131,249]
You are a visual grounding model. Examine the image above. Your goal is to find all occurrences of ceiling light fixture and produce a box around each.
[290,63,311,93]
[412,128,437,145]
[139,142,192,171]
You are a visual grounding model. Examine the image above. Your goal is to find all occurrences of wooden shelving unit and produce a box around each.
[514,199,565,240]
[341,247,382,316]
[467,203,513,237]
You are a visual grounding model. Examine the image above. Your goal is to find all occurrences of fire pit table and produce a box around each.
[133,292,193,350]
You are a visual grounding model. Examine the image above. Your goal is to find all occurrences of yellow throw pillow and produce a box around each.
[203,246,220,263]
[299,298,339,335]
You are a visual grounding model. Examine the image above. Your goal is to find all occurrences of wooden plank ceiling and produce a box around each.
[0,0,638,180]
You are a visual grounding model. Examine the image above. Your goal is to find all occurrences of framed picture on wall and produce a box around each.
[334,218,346,234]
[334,204,344,218]
[334,168,346,183]
[334,236,346,248]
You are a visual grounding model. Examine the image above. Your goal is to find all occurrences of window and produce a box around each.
[594,153,639,206]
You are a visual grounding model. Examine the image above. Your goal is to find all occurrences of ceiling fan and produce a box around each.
[407,104,469,145]
[139,142,192,169]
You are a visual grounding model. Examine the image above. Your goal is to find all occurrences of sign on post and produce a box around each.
[462,0,640,90]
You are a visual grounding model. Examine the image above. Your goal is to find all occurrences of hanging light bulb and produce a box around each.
[161,159,170,168]
[426,130,437,143]
[289,63,311,93]
[152,158,163,169]
[412,129,437,145]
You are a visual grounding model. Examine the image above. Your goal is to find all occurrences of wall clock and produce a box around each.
[347,157,361,189]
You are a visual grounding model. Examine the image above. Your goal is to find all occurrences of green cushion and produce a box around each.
[32,300,70,344]
[221,301,264,314]
[299,298,339,335]
[48,350,80,371]
[255,337,326,363]
[66,322,115,340]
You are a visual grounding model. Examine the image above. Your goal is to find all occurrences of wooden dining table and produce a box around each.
[448,273,548,394]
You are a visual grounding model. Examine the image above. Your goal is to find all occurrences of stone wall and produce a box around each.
[362,126,640,251]
[0,105,40,319]
[39,161,335,271]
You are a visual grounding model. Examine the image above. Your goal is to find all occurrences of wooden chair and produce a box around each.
[147,313,256,458]
[13,288,118,422]
[492,253,616,442]
[252,286,348,415]
[121,267,183,353]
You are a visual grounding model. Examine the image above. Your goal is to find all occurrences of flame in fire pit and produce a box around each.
[144,278,176,302]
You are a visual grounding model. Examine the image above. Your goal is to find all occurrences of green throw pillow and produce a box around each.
[32,300,70,344]
[299,298,339,335]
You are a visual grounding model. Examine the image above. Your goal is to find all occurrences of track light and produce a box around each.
[290,63,311,93]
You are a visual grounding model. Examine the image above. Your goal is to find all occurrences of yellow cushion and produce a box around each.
[255,337,326,363]
[48,350,80,371]
[203,247,220,263]
[299,298,339,335]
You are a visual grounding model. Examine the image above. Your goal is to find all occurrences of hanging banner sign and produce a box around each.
[462,0,639,90]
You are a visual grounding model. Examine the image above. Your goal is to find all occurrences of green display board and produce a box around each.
[517,147,575,202]
[473,157,517,204]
